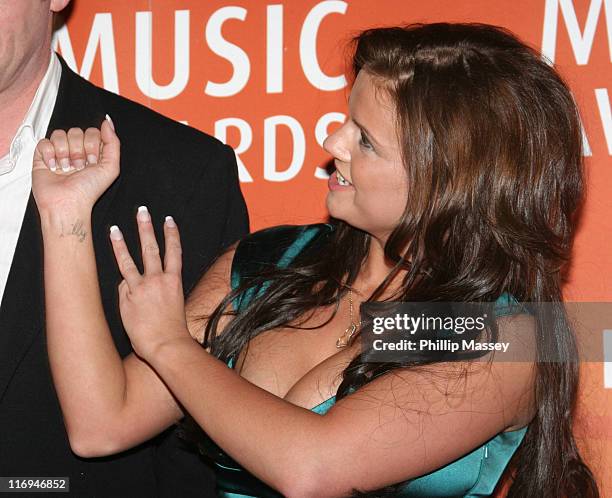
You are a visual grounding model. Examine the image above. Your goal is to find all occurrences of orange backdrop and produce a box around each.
[57,0,612,494]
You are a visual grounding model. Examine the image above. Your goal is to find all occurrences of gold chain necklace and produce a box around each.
[336,289,362,348]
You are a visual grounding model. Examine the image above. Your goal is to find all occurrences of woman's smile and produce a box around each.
[328,170,354,191]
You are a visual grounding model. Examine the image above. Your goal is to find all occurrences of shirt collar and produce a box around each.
[0,52,62,175]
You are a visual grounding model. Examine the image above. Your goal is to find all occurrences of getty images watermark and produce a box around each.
[359,300,612,364]
[370,307,502,353]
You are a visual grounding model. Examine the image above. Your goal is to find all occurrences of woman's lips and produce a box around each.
[328,171,354,191]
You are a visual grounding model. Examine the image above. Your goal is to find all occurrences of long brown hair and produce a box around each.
[187,23,599,497]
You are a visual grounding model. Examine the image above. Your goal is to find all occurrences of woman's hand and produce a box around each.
[109,208,192,361]
[32,116,120,214]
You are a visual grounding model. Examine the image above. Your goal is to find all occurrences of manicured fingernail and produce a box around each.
[109,225,123,241]
[60,157,70,172]
[87,154,97,165]
[48,158,56,172]
[105,114,115,132]
[73,159,85,170]
[137,205,150,222]
[165,216,176,228]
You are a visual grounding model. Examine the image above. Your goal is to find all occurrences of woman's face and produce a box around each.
[324,70,408,242]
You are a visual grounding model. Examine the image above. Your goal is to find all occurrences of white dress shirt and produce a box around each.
[0,52,61,306]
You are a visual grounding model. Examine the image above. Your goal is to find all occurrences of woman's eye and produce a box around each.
[359,130,373,150]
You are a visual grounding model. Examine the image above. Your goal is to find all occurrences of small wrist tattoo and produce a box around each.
[60,219,88,243]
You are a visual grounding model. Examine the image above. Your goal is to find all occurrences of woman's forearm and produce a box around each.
[148,337,327,497]
[40,206,128,449]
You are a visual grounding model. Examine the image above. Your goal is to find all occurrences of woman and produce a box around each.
[32,23,598,497]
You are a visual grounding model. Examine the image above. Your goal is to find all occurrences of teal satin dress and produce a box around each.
[206,224,528,498]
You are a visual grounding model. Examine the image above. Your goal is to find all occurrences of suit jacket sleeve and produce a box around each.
[218,144,249,257]
[154,143,248,498]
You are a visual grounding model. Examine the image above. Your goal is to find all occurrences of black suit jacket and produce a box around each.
[0,55,249,497]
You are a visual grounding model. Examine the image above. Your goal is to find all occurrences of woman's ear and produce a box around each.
[50,0,71,14]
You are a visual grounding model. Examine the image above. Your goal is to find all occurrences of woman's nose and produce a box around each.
[323,126,350,163]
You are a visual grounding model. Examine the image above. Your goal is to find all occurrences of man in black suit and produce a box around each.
[0,1,248,496]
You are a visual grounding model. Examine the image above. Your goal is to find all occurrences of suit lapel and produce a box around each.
[0,195,44,401]
[0,54,121,401]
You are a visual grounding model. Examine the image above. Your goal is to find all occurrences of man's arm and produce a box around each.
[219,143,250,250]
[152,140,248,498]
[178,142,248,296]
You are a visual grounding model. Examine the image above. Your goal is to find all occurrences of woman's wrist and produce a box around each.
[39,201,93,236]
[146,334,204,371]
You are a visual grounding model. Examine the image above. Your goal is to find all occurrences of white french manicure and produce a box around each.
[105,114,115,132]
[137,205,151,222]
[60,158,70,172]
[165,216,176,228]
[109,225,123,241]
[49,158,56,172]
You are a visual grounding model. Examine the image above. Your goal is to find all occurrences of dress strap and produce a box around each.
[230,224,333,312]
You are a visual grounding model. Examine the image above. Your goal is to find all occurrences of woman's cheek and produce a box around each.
[368,184,408,228]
